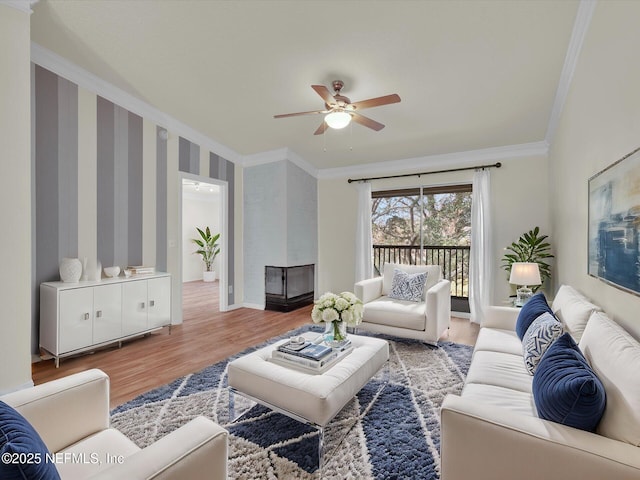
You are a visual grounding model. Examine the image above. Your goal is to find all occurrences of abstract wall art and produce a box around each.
[588,146,640,295]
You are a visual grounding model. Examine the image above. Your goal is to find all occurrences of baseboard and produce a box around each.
[224,303,244,311]
[243,302,265,310]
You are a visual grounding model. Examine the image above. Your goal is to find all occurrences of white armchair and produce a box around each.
[354,263,451,344]
[0,369,228,479]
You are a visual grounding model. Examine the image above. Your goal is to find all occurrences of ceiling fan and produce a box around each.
[274,80,401,135]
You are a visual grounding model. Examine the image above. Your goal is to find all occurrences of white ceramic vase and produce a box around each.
[59,257,82,283]
[203,270,216,282]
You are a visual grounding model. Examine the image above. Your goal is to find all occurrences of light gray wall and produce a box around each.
[286,162,318,267]
[243,160,318,306]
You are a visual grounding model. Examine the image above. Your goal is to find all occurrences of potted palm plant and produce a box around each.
[501,226,553,292]
[192,227,220,282]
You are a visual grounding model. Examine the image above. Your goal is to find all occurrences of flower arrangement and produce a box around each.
[311,292,364,345]
[311,291,364,326]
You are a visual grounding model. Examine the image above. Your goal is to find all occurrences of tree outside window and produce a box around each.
[371,185,472,302]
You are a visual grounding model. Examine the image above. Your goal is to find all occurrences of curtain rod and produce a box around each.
[346,162,502,183]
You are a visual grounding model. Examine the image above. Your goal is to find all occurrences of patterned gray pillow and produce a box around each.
[522,312,563,375]
[388,268,427,302]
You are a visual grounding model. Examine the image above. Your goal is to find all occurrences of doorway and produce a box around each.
[179,174,228,315]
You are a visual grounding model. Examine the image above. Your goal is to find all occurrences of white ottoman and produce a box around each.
[228,333,389,426]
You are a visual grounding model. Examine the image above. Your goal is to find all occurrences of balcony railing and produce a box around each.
[373,244,470,299]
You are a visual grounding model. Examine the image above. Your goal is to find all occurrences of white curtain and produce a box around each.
[469,169,493,325]
[354,181,373,283]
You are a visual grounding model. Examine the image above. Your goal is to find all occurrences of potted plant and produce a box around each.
[501,226,553,292]
[191,227,220,282]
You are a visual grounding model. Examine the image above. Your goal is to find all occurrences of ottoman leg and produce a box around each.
[318,426,325,475]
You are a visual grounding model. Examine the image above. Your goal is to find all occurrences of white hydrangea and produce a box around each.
[311,291,364,327]
[321,307,339,322]
[334,297,350,312]
[311,305,323,324]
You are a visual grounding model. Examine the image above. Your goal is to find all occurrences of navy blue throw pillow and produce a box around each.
[515,292,553,340]
[532,333,606,432]
[0,401,60,480]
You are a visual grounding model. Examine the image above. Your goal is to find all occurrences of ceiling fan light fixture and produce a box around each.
[324,110,351,129]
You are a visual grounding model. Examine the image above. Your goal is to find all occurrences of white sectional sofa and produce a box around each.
[354,263,451,345]
[441,285,640,480]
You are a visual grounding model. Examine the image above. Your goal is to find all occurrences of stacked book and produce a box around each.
[126,265,156,276]
[271,335,353,374]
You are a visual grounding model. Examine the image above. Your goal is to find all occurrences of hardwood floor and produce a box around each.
[32,281,479,408]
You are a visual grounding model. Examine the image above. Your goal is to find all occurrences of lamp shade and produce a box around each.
[509,262,541,286]
[324,111,351,129]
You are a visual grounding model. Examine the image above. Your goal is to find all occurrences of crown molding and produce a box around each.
[241,147,319,178]
[1,0,37,14]
[545,0,597,146]
[316,141,549,180]
[30,42,241,164]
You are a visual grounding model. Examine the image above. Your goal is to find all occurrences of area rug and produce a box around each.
[111,326,473,479]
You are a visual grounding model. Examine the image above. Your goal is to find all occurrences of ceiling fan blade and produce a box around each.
[351,112,385,131]
[314,121,329,135]
[274,109,327,119]
[351,94,401,110]
[311,85,336,105]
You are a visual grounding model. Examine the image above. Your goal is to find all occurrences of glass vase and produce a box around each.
[324,320,348,348]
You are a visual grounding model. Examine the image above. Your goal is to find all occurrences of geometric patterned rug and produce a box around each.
[111,325,473,479]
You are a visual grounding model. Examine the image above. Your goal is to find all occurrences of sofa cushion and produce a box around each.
[0,400,61,480]
[515,292,553,340]
[522,312,564,375]
[362,296,426,331]
[551,285,601,343]
[473,327,523,356]
[533,333,606,432]
[382,263,441,296]
[388,268,427,302]
[465,351,533,393]
[579,311,640,446]
[461,383,537,417]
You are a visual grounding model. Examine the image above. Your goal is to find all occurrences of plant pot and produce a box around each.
[203,271,217,282]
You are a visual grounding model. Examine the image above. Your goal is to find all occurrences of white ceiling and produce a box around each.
[30,0,581,172]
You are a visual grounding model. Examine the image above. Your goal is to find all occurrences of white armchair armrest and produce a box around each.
[441,394,640,480]
[354,276,383,304]
[1,369,110,454]
[481,305,520,331]
[425,279,451,342]
[89,416,228,480]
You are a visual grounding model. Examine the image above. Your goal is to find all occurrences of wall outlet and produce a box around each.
[228,285,233,294]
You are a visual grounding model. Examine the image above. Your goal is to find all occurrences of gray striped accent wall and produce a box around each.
[34,65,79,352]
[32,67,237,353]
[179,136,200,175]
[96,97,144,267]
[156,127,168,272]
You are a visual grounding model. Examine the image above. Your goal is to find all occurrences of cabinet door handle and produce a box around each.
[140,302,145,309]
[96,310,102,318]
[150,300,155,307]
[83,313,90,321]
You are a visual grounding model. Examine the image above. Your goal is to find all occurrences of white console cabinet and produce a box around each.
[40,273,171,366]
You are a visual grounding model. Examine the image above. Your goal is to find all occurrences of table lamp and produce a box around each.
[509,262,541,307]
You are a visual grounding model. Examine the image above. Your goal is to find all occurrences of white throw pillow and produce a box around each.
[382,263,441,296]
[388,268,427,302]
[579,311,640,446]
[551,285,601,343]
